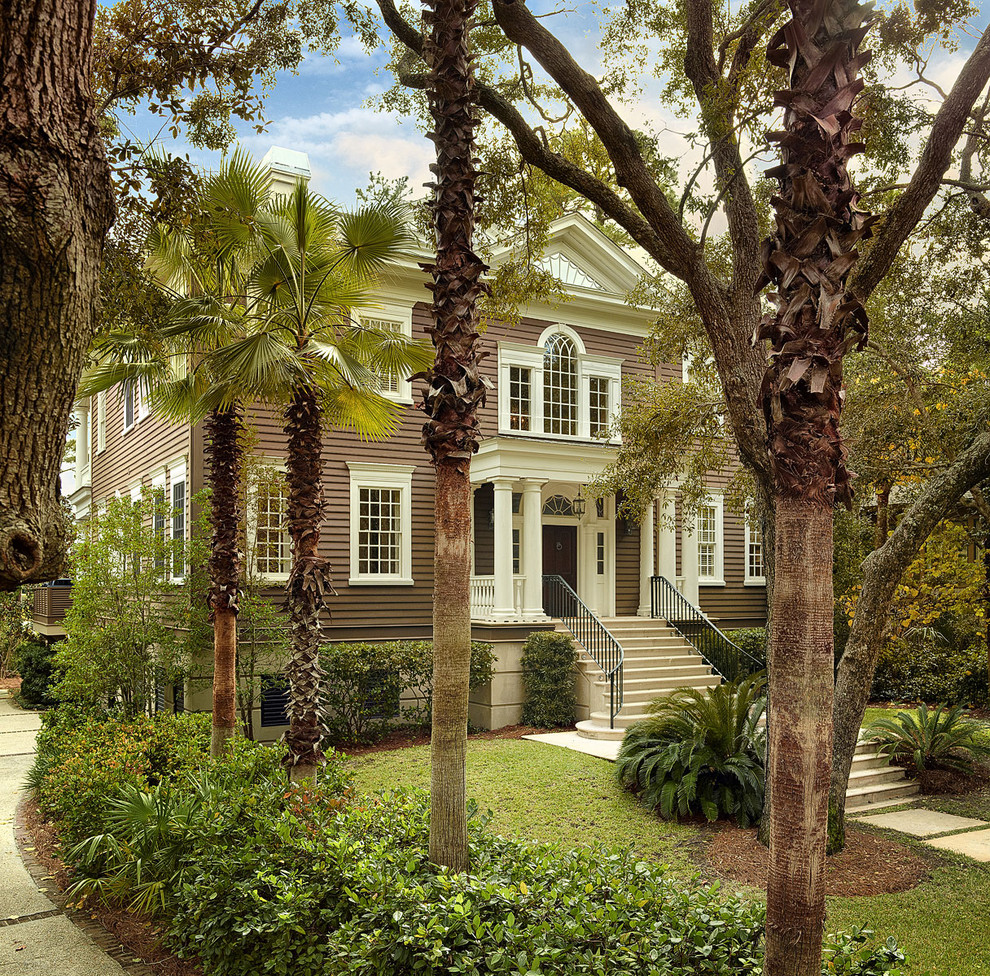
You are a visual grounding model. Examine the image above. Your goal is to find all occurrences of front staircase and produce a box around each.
[563,615,918,809]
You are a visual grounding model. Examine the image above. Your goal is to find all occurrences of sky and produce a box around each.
[115,1,989,208]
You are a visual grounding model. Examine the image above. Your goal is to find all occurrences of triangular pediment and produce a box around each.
[492,213,647,297]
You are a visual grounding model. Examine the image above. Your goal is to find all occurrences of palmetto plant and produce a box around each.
[863,703,990,775]
[67,781,205,916]
[616,676,767,827]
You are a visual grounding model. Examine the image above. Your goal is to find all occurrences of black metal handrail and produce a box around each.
[650,575,765,682]
[542,574,623,727]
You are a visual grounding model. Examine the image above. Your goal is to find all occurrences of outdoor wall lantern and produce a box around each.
[572,486,587,518]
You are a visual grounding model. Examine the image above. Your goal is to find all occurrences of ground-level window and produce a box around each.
[746,517,765,585]
[347,462,415,585]
[696,495,724,585]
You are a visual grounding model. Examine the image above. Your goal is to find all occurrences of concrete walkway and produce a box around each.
[852,806,990,861]
[0,691,131,976]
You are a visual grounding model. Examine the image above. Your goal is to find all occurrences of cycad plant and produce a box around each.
[863,702,990,775]
[616,676,767,826]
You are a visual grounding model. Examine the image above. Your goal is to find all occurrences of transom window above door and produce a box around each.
[497,325,622,442]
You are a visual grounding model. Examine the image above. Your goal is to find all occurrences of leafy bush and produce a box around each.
[863,702,990,775]
[616,676,767,826]
[15,638,57,708]
[520,631,577,727]
[724,628,767,665]
[30,705,212,842]
[871,627,987,706]
[322,640,496,744]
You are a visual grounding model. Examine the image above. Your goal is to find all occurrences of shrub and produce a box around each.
[863,702,990,775]
[724,627,767,664]
[616,676,767,826]
[31,706,212,842]
[322,640,496,744]
[520,631,577,727]
[15,638,57,708]
[871,628,987,706]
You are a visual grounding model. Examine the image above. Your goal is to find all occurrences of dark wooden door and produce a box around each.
[543,524,578,592]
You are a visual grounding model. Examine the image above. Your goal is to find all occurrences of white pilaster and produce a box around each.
[520,479,546,618]
[681,508,700,606]
[492,477,516,619]
[657,491,677,582]
[637,498,655,616]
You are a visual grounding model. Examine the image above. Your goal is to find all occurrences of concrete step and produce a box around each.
[615,666,716,683]
[614,679,721,703]
[845,779,919,811]
[847,765,913,790]
[576,720,625,741]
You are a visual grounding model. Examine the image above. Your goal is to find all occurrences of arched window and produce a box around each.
[543,333,577,435]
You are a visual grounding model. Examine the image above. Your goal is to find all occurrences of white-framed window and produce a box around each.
[745,517,766,585]
[168,460,186,580]
[697,495,724,585]
[123,383,138,432]
[151,470,167,571]
[347,462,415,585]
[96,390,107,453]
[357,303,414,404]
[249,471,291,581]
[498,325,622,441]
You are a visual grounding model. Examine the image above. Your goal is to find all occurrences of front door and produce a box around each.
[543,524,578,592]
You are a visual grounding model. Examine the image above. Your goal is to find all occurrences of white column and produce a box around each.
[681,509,700,606]
[520,479,546,618]
[637,498,655,616]
[492,477,516,619]
[657,491,677,582]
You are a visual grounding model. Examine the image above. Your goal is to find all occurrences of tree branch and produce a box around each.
[851,26,990,300]
[490,0,700,281]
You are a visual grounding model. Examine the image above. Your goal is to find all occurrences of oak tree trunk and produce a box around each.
[283,386,329,783]
[0,0,115,589]
[204,406,244,757]
[829,431,990,849]
[422,0,488,871]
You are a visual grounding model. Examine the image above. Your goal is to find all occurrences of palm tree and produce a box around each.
[754,2,875,972]
[200,176,433,782]
[421,0,489,870]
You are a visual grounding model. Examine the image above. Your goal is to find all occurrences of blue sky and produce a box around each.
[115,1,988,207]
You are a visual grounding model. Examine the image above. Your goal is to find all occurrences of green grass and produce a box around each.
[348,739,701,871]
[348,736,990,976]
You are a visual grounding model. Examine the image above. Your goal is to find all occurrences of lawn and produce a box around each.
[349,737,990,976]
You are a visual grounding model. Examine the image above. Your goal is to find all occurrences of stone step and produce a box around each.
[577,655,706,675]
[845,779,919,811]
[847,765,913,789]
[610,665,715,683]
[604,635,697,649]
[575,720,625,741]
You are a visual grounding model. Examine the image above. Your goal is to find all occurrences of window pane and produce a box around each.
[509,366,531,431]
[698,505,716,579]
[171,480,186,577]
[256,480,289,575]
[364,317,402,394]
[543,334,577,435]
[748,522,764,579]
[359,487,401,575]
[124,384,135,429]
[589,377,609,437]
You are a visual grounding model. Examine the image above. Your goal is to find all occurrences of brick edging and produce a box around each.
[14,795,158,976]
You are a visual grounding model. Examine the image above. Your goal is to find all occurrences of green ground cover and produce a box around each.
[349,738,990,976]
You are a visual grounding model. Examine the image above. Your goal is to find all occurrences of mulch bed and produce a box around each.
[0,676,22,692]
[342,723,570,756]
[21,798,202,976]
[706,824,931,896]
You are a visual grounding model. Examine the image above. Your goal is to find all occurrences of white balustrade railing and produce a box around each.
[469,574,527,619]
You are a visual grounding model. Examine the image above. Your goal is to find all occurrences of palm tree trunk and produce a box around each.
[765,496,833,973]
[422,0,488,871]
[283,385,328,782]
[756,2,874,970]
[204,405,244,757]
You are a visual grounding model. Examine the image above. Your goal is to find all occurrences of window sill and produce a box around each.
[698,578,725,587]
[744,578,767,587]
[348,576,415,587]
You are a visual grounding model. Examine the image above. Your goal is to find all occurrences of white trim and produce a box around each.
[697,494,725,587]
[744,517,767,586]
[167,459,187,581]
[129,480,143,503]
[356,301,415,404]
[346,462,416,586]
[122,383,138,433]
[96,390,107,454]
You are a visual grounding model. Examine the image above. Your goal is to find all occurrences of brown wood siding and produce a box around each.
[91,387,191,519]
[473,484,494,576]
[697,507,768,630]
[615,518,640,615]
